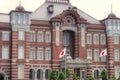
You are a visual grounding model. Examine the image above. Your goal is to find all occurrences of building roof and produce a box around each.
[31,2,100,24]
[15,5,25,11]
[0,13,9,22]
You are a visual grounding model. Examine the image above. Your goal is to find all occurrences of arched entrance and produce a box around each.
[29,69,35,80]
[0,73,4,80]
[94,69,99,79]
[62,30,75,59]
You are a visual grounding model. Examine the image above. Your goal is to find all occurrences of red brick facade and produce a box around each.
[0,0,120,80]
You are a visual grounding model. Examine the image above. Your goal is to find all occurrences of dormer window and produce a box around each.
[47,5,54,13]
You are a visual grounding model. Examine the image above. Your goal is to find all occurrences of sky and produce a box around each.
[0,0,119,20]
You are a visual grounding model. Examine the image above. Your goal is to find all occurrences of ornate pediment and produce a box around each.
[51,7,88,25]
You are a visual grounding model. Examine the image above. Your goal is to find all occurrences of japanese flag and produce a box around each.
[100,49,107,57]
[59,48,66,58]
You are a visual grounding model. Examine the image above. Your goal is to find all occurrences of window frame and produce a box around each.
[2,45,9,59]
[94,49,99,61]
[30,31,35,42]
[2,31,10,41]
[18,45,24,59]
[87,48,92,59]
[45,47,51,60]
[114,48,119,61]
[114,35,119,44]
[94,34,99,44]
[30,47,35,60]
[45,31,51,42]
[37,47,43,60]
[87,34,92,44]
[18,64,24,79]
[100,34,106,45]
[18,30,25,40]
[37,31,43,42]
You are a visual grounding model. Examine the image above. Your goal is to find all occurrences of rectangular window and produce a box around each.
[87,34,92,44]
[114,35,119,44]
[45,47,51,60]
[18,30,24,40]
[2,45,9,59]
[94,34,99,44]
[101,49,106,62]
[94,49,99,61]
[100,34,106,44]
[2,32,9,41]
[115,67,120,79]
[37,47,43,60]
[45,31,51,42]
[30,47,35,60]
[87,49,92,59]
[18,45,24,59]
[30,31,35,42]
[37,31,43,42]
[114,48,119,61]
[18,64,24,79]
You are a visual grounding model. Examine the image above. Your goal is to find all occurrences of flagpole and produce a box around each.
[65,47,67,80]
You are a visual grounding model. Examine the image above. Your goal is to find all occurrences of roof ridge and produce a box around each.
[46,0,69,4]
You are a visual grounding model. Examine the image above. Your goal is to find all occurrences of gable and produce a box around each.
[31,2,100,24]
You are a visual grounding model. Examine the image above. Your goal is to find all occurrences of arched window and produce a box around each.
[29,69,35,80]
[37,69,43,80]
[94,70,99,79]
[45,69,51,79]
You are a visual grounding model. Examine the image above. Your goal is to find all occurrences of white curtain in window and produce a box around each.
[30,47,35,60]
[114,35,119,44]
[2,32,9,41]
[18,31,24,40]
[38,31,43,42]
[87,34,92,44]
[94,49,99,61]
[94,34,99,44]
[87,49,92,59]
[18,64,24,79]
[114,48,119,61]
[18,45,24,59]
[2,46,9,59]
[37,47,43,60]
[45,48,51,60]
[100,34,106,44]
[45,31,51,42]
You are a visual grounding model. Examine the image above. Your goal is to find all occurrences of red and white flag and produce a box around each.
[100,49,107,57]
[59,48,66,58]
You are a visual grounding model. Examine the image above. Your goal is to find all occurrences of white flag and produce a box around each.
[100,49,107,57]
[59,48,66,58]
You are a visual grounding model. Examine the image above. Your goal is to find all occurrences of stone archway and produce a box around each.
[0,73,4,80]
